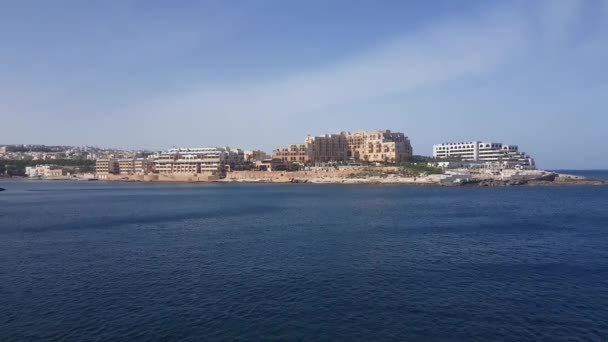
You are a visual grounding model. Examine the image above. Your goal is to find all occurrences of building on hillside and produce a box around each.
[273,129,412,165]
[305,134,349,163]
[432,141,535,169]
[343,130,412,164]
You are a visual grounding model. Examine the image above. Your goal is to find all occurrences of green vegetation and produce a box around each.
[0,159,95,176]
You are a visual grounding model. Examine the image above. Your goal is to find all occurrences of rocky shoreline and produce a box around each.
[5,169,605,187]
[219,170,607,187]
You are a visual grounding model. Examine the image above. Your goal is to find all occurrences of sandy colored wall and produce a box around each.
[226,169,361,182]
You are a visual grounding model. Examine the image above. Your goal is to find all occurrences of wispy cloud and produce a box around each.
[123,4,530,147]
[2,0,607,168]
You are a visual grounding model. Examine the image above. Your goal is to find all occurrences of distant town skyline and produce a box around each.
[1,0,607,169]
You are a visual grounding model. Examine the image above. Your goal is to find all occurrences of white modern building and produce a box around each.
[433,141,535,169]
[153,147,247,174]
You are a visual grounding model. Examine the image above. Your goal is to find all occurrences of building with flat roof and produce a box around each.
[273,143,311,164]
[154,147,228,175]
[95,158,119,174]
[244,150,270,162]
[432,141,535,169]
[274,129,412,165]
[344,130,412,164]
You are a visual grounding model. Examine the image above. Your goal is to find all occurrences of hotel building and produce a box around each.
[117,158,153,175]
[273,143,310,163]
[153,147,244,175]
[274,129,413,164]
[432,141,535,169]
[305,134,349,163]
[344,130,412,164]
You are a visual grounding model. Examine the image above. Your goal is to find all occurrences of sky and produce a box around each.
[1,0,607,169]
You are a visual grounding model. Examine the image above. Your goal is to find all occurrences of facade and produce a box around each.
[44,169,64,177]
[95,158,119,174]
[305,134,349,163]
[344,130,412,164]
[255,158,289,171]
[224,147,246,171]
[116,158,152,175]
[118,159,136,175]
[274,129,412,165]
[432,141,535,169]
[154,147,227,175]
[134,158,153,174]
[244,150,270,162]
[273,144,311,163]
[25,165,65,177]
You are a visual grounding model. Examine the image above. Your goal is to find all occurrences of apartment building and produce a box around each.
[274,129,412,165]
[432,141,535,169]
[95,158,119,174]
[117,158,153,175]
[154,147,227,175]
[134,158,153,174]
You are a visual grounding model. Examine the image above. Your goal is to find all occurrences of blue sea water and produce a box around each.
[1,180,607,341]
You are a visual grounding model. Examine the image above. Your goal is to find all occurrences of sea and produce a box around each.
[1,178,608,341]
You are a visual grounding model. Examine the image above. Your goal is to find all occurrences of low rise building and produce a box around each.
[432,141,535,169]
[44,169,64,178]
[25,165,65,178]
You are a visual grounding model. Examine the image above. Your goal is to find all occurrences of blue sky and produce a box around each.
[1,0,607,169]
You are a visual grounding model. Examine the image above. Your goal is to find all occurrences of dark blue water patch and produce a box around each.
[1,180,607,341]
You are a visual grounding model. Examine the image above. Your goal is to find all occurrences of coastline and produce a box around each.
[4,169,606,187]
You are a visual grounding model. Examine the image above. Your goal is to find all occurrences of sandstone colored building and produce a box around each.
[95,158,119,174]
[344,130,412,164]
[96,158,152,175]
[273,144,310,163]
[274,129,413,164]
